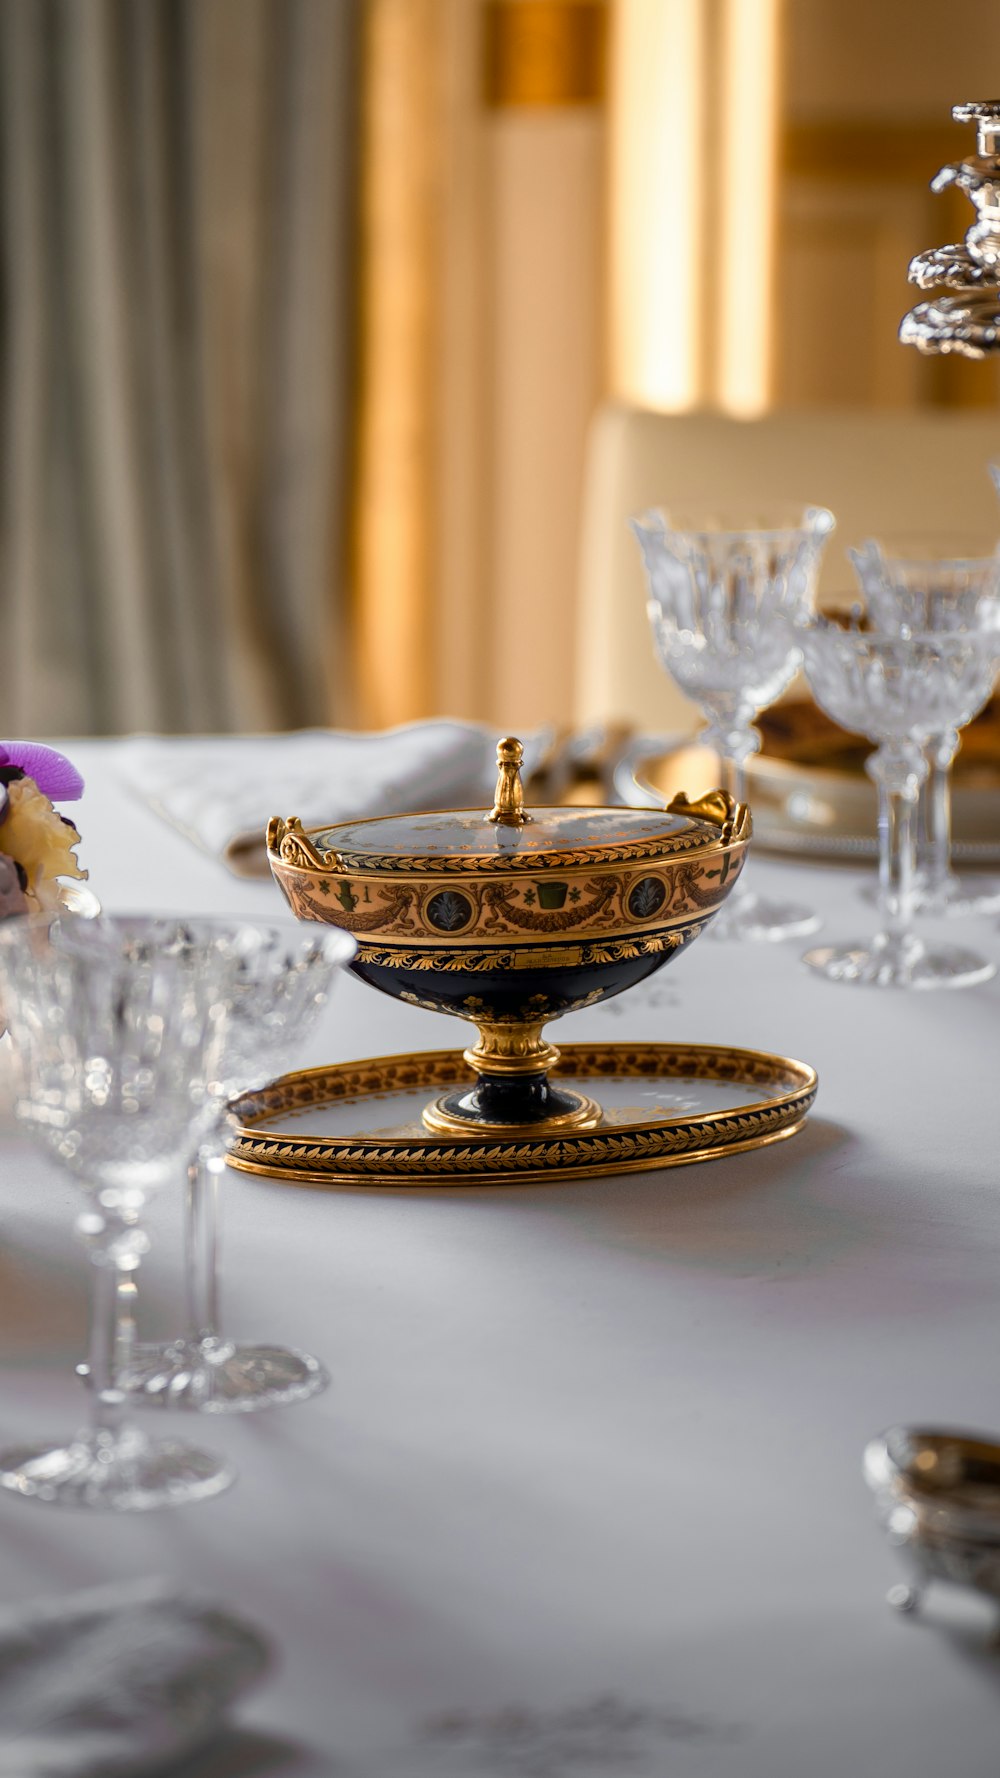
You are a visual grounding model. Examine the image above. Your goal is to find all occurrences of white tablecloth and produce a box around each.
[2,740,998,1777]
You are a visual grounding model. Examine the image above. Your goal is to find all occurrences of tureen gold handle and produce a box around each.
[487,736,532,826]
[666,788,750,845]
[266,815,333,870]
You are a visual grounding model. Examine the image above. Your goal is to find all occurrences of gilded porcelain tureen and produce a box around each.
[267,738,750,1137]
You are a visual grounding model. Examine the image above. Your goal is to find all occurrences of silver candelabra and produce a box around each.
[900,101,1000,357]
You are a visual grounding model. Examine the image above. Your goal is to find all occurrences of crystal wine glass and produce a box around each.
[849,535,1000,915]
[798,618,1000,988]
[125,921,356,1412]
[630,504,835,940]
[0,914,237,1509]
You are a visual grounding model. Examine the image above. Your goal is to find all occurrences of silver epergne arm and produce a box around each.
[900,101,1000,357]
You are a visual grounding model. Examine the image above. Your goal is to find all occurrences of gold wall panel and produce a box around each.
[484,1,606,108]
[781,122,960,182]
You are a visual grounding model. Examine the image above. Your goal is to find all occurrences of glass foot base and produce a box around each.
[803,933,995,989]
[862,875,1000,917]
[710,891,821,943]
[0,1424,234,1510]
[921,874,1000,918]
[124,1340,329,1414]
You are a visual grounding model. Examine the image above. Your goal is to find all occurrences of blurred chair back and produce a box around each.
[574,404,1000,733]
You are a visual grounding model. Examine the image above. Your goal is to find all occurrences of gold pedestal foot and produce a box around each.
[419,1017,604,1136]
[422,1089,602,1139]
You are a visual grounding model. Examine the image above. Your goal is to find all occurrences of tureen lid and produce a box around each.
[270,738,748,876]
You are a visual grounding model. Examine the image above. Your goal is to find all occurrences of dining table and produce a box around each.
[1,735,998,1778]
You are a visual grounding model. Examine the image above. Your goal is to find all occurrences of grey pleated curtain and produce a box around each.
[0,0,358,735]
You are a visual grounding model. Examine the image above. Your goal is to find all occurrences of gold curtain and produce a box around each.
[353,0,439,729]
[608,0,782,417]
[353,0,608,732]
[0,0,359,736]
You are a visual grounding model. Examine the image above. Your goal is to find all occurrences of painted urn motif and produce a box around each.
[267,738,750,1136]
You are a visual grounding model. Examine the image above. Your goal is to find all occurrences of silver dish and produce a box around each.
[864,1426,1000,1613]
[616,736,1000,865]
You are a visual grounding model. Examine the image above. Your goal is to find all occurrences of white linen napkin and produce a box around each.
[0,1577,268,1776]
[116,721,552,877]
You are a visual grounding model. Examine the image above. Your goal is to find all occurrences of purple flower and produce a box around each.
[0,742,83,802]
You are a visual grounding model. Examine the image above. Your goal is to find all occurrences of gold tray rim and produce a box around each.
[229,1040,818,1189]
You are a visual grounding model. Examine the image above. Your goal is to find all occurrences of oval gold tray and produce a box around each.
[229,1041,818,1188]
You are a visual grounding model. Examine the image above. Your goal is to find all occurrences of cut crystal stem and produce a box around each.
[185,1144,224,1347]
[125,1118,328,1416]
[700,723,819,942]
[919,730,958,902]
[84,1210,132,1439]
[718,749,748,823]
[870,742,924,947]
[878,784,915,937]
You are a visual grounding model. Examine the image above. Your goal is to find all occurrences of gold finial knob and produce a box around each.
[487,736,531,826]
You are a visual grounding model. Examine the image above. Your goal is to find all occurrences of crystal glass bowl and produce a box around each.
[849,535,1000,915]
[631,503,834,940]
[798,618,1000,987]
[267,738,750,1136]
